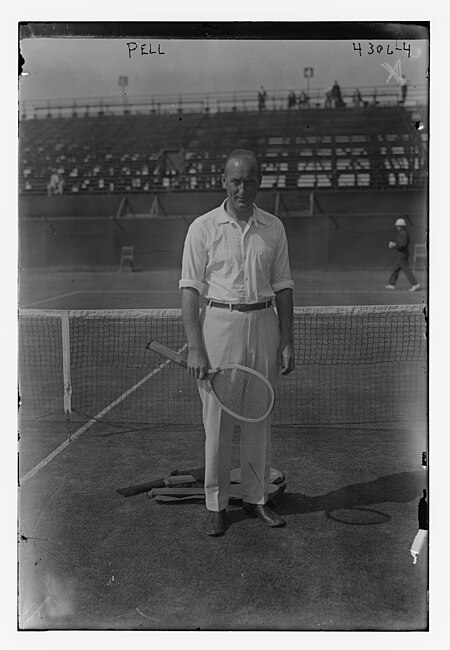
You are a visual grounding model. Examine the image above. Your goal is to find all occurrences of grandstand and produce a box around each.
[18,88,428,271]
[20,92,428,194]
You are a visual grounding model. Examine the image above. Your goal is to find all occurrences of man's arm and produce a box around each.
[275,288,295,375]
[181,287,208,380]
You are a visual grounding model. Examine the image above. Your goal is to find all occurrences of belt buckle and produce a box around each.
[235,303,246,311]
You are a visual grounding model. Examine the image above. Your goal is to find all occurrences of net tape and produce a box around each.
[18,306,427,426]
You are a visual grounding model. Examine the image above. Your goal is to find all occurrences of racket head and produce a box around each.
[207,364,275,423]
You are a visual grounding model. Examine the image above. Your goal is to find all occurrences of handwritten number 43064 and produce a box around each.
[353,42,420,59]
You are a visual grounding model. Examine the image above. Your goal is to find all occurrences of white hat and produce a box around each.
[395,218,407,227]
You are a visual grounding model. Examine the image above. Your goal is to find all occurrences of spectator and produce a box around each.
[47,169,64,195]
[352,88,363,108]
[330,81,344,108]
[324,90,332,108]
[399,75,408,105]
[287,90,296,109]
[258,86,267,111]
[298,90,310,108]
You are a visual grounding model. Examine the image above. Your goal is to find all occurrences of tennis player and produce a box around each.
[179,149,295,536]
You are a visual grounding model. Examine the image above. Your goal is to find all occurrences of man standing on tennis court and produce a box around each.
[179,149,295,536]
[385,217,420,291]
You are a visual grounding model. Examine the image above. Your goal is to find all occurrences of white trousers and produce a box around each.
[198,304,280,511]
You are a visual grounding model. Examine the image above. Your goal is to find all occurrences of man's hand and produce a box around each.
[278,341,295,375]
[388,241,396,249]
[187,347,209,380]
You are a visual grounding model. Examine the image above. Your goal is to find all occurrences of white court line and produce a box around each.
[296,289,425,294]
[23,291,81,307]
[20,346,187,484]
[23,287,423,309]
[70,289,181,293]
[22,289,181,308]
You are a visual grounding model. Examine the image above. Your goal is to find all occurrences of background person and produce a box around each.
[399,75,408,104]
[258,86,267,110]
[47,169,64,195]
[330,80,344,107]
[179,149,295,537]
[385,217,420,291]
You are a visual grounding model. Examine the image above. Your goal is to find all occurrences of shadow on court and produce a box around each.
[278,470,425,516]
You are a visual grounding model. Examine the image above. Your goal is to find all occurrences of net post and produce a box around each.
[61,311,72,414]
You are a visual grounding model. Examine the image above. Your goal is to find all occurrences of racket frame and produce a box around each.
[146,340,275,423]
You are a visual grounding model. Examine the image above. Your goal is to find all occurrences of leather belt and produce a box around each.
[207,300,272,312]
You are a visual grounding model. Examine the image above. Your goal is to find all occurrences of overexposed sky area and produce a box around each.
[19,37,429,104]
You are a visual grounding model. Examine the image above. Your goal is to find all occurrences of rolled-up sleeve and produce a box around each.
[271,221,294,293]
[179,219,207,295]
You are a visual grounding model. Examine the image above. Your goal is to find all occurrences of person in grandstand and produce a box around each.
[352,88,363,108]
[47,169,64,195]
[179,149,295,537]
[399,75,408,105]
[298,90,310,108]
[330,80,344,108]
[258,86,267,110]
[385,217,421,291]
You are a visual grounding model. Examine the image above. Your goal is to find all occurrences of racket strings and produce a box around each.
[210,367,273,420]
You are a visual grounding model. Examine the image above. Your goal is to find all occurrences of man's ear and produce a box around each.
[221,174,227,189]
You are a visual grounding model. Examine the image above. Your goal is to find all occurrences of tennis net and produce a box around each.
[18,305,427,427]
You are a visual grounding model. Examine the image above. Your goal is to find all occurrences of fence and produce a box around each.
[20,85,429,121]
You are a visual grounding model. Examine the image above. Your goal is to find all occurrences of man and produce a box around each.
[258,87,267,111]
[385,217,420,291]
[330,80,343,108]
[179,149,295,536]
[47,169,63,196]
[399,75,408,105]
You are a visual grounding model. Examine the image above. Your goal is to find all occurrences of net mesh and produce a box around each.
[209,367,274,421]
[18,306,427,427]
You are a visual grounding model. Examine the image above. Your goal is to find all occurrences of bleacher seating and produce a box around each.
[19,105,428,196]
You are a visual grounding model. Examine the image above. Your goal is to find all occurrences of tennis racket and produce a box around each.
[146,340,275,423]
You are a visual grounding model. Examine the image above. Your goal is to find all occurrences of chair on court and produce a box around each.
[413,243,427,271]
[119,246,135,272]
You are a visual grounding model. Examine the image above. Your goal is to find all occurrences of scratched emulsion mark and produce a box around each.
[382,59,404,84]
[20,572,76,627]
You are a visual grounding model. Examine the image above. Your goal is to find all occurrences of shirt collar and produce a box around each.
[218,200,267,226]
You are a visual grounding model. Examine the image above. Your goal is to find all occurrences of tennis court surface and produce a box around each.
[18,267,428,630]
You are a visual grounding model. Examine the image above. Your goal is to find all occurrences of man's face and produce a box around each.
[222,157,261,218]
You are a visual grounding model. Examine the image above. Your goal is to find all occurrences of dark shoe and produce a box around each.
[242,502,286,527]
[204,510,227,536]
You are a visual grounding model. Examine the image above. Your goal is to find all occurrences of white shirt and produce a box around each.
[179,200,294,303]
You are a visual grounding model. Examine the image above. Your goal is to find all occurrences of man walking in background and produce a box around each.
[179,149,295,537]
[385,217,421,291]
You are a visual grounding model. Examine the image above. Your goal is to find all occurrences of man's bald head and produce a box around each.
[223,149,262,179]
[221,149,262,219]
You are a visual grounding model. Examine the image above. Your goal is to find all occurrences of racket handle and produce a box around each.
[146,340,188,369]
